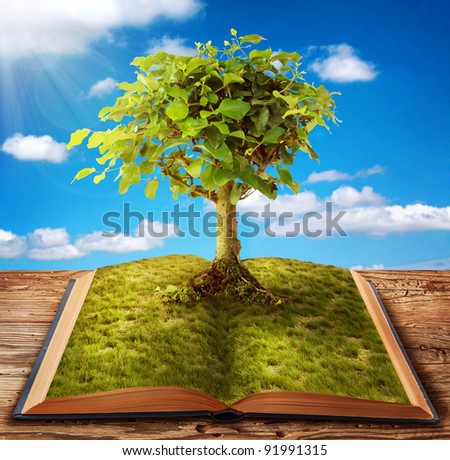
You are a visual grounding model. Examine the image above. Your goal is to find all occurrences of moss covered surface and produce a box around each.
[48,255,409,405]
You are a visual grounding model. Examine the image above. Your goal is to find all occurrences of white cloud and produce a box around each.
[146,36,196,56]
[75,220,176,255]
[28,228,70,248]
[390,257,450,270]
[361,165,385,177]
[25,221,177,260]
[238,190,322,215]
[228,186,450,237]
[0,0,202,60]
[29,244,81,261]
[0,229,27,259]
[330,186,385,207]
[306,170,351,184]
[27,228,78,260]
[341,203,450,236]
[310,44,378,83]
[352,257,450,271]
[88,77,117,98]
[1,133,68,163]
[351,263,385,270]
[305,165,385,184]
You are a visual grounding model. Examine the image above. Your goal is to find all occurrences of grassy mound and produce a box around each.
[47,255,409,405]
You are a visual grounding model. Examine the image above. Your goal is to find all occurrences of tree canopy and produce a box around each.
[68,29,339,207]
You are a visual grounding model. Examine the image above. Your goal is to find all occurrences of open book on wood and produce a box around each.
[13,259,438,423]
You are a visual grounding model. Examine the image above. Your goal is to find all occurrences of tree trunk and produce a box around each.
[186,181,278,304]
[215,182,241,263]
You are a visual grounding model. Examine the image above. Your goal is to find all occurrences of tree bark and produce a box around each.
[215,182,241,263]
[186,181,277,304]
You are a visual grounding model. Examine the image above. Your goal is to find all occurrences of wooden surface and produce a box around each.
[0,269,448,439]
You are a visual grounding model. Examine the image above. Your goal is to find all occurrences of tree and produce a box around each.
[68,29,339,301]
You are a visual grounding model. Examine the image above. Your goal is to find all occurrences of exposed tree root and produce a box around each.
[187,258,281,305]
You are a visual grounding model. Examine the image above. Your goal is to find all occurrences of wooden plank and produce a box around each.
[407,347,450,365]
[394,327,450,349]
[0,315,59,324]
[351,271,435,417]
[358,270,450,289]
[0,269,448,439]
[378,290,450,301]
[0,270,90,279]
[0,325,48,342]
[380,310,448,329]
[20,272,96,413]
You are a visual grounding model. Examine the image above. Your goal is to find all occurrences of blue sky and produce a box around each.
[0,0,449,271]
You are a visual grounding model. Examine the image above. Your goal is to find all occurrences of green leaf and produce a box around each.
[67,128,90,150]
[96,148,116,165]
[280,150,294,166]
[119,164,141,194]
[223,73,245,86]
[204,126,226,149]
[216,98,251,120]
[166,101,189,121]
[277,166,292,185]
[93,172,105,184]
[272,90,299,109]
[185,157,203,178]
[71,167,96,183]
[212,122,230,135]
[199,164,216,190]
[130,56,145,67]
[230,182,243,205]
[290,180,300,194]
[208,93,219,104]
[214,167,233,186]
[140,160,156,174]
[117,80,147,94]
[238,170,274,198]
[98,106,113,121]
[119,145,138,165]
[166,86,189,103]
[282,106,309,119]
[208,142,233,164]
[226,59,247,73]
[179,117,209,137]
[263,126,285,144]
[299,141,320,161]
[141,142,159,161]
[297,127,308,139]
[271,51,301,64]
[87,131,105,149]
[144,179,159,199]
[249,48,272,61]
[154,139,187,158]
[251,106,270,133]
[267,100,284,128]
[200,110,214,119]
[185,57,205,75]
[199,163,232,190]
[229,130,246,140]
[277,166,300,193]
[240,34,266,44]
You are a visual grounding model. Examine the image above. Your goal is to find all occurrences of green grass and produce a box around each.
[47,255,409,405]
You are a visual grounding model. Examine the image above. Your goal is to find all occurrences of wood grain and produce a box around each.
[21,271,96,413]
[0,269,449,439]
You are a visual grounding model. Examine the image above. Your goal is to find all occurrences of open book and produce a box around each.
[13,262,438,423]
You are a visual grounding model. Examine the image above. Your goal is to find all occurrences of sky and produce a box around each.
[0,0,449,271]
